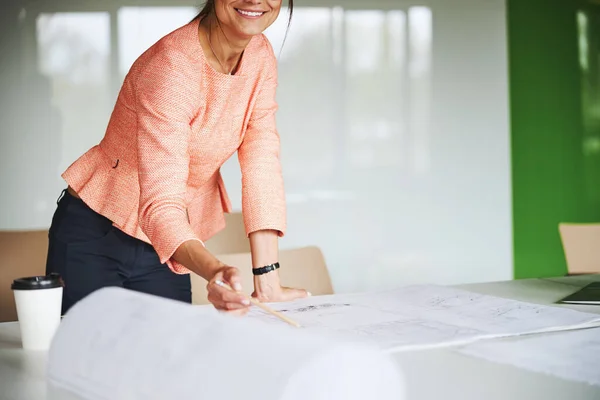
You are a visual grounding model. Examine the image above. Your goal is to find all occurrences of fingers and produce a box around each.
[251,287,312,303]
[221,307,249,317]
[216,283,249,305]
[222,267,243,292]
[281,287,311,302]
[206,267,250,312]
[207,284,249,310]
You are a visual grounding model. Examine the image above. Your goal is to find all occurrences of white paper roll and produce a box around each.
[47,287,405,400]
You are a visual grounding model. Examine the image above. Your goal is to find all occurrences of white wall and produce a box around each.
[0,0,511,292]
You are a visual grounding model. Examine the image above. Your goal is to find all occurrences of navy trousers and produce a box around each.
[46,189,191,314]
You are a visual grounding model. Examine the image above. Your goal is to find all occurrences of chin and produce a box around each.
[232,16,272,36]
[234,23,268,38]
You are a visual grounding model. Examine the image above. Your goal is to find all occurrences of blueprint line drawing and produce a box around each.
[247,285,600,352]
[277,303,352,314]
[458,327,600,386]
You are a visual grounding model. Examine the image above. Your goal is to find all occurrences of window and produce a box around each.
[261,7,432,198]
[37,12,111,173]
[118,7,198,79]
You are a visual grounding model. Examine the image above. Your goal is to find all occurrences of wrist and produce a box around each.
[253,261,281,286]
[252,261,280,276]
[173,240,223,281]
[194,254,225,281]
[253,269,281,297]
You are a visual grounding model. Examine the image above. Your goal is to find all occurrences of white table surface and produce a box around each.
[393,276,600,400]
[1,275,599,400]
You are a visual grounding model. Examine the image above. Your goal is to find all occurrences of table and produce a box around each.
[0,322,47,400]
[1,275,599,400]
[393,276,600,400]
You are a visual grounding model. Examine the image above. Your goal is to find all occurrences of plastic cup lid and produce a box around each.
[11,273,63,290]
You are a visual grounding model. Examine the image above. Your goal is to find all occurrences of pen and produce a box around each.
[215,280,302,328]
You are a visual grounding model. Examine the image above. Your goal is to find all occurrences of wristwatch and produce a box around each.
[252,262,280,276]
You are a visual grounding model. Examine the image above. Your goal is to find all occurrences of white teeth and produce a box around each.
[237,9,263,17]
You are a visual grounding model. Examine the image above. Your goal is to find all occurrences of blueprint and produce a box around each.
[458,327,600,386]
[47,287,406,400]
[247,285,600,352]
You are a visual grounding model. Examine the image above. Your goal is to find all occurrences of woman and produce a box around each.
[46,0,308,315]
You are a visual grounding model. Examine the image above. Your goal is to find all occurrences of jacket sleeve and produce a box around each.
[238,38,286,237]
[134,47,202,274]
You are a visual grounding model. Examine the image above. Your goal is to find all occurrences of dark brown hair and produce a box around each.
[194,1,294,39]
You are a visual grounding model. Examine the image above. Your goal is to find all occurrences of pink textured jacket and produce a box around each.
[62,19,286,273]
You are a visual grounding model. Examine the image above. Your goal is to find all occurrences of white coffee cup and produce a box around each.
[11,273,63,350]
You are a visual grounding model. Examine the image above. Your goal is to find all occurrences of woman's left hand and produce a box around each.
[251,272,310,303]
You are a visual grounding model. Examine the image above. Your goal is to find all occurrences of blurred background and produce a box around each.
[0,0,598,293]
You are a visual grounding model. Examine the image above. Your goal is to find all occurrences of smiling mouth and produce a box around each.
[235,9,266,18]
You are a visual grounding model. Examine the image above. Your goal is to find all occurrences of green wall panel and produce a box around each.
[509,0,600,278]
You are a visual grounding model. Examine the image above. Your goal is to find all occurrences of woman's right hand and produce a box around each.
[206,266,251,316]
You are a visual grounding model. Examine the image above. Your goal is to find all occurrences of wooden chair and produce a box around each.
[0,230,49,322]
[559,223,600,275]
[191,246,333,305]
[204,212,250,254]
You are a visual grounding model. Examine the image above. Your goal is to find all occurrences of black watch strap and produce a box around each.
[252,262,280,276]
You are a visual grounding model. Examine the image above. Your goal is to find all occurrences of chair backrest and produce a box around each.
[0,230,49,322]
[192,246,333,305]
[559,223,600,275]
[204,212,250,255]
